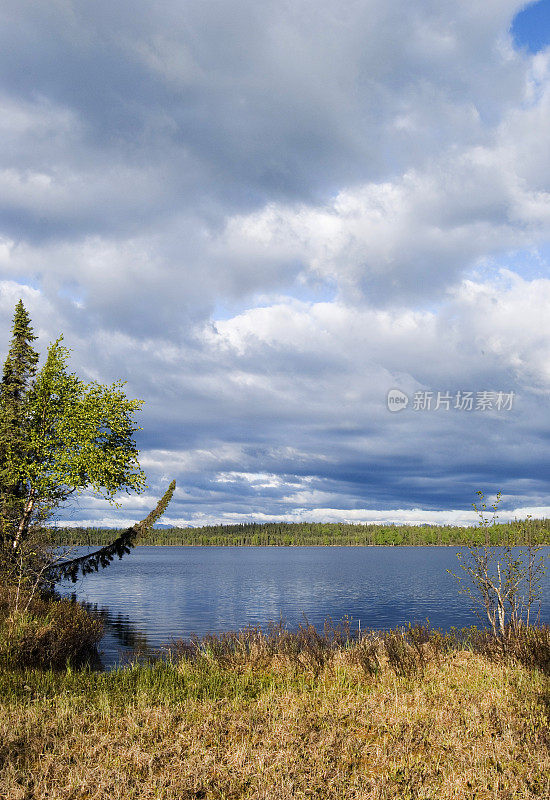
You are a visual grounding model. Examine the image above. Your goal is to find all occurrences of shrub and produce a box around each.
[0,585,103,669]
[349,633,381,677]
[465,622,550,675]
[449,492,547,640]
[168,616,357,678]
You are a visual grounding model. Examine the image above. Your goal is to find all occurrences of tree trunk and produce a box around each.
[12,488,36,551]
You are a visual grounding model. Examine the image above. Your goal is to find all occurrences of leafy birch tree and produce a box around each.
[0,301,174,588]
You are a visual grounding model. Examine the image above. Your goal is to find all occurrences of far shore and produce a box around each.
[51,517,550,548]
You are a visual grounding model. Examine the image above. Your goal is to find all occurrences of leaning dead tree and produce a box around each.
[49,480,176,583]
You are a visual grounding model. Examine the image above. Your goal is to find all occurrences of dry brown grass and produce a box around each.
[0,638,548,799]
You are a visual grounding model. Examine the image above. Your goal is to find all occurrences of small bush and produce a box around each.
[508,624,550,674]
[169,616,357,678]
[349,633,381,677]
[464,623,550,675]
[0,585,103,669]
[382,629,420,678]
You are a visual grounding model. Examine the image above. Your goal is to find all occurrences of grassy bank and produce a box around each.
[0,621,549,799]
[52,517,550,547]
[0,586,103,670]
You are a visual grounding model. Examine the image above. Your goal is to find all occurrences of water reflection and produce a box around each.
[67,595,154,668]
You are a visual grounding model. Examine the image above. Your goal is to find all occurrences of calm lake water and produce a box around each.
[58,546,550,669]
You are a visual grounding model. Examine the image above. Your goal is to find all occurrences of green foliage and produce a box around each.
[51,517,550,547]
[11,336,145,527]
[0,300,39,394]
[0,300,175,587]
[0,303,147,570]
[0,300,40,550]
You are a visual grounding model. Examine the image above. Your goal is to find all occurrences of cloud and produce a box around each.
[1,1,550,524]
[219,119,550,304]
[0,1,530,237]
[34,265,548,525]
[0,2,541,319]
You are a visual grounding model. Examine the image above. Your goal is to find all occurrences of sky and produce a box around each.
[1,0,550,528]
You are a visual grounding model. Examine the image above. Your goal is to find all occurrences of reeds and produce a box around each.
[167,617,550,679]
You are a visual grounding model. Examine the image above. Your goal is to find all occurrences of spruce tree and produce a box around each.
[0,301,40,550]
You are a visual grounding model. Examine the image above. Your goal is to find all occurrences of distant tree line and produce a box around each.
[51,518,550,547]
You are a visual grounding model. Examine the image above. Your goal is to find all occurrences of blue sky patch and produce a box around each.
[511,0,550,53]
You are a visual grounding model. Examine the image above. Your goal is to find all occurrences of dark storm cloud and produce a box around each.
[0,0,526,237]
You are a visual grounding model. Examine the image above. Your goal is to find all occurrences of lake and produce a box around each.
[58,546,550,669]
